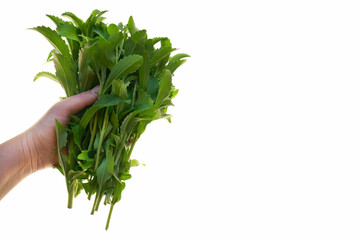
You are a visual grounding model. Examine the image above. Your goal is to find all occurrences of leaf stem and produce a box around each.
[94,107,109,171]
[114,141,125,166]
[68,186,74,208]
[105,203,115,230]
[87,181,92,200]
[91,191,99,214]
[88,112,98,151]
[95,193,102,211]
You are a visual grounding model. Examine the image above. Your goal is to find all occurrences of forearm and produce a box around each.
[0,133,33,200]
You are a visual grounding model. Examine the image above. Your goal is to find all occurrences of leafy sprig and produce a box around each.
[31,9,189,230]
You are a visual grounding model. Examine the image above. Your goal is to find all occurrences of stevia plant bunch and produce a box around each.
[31,9,189,230]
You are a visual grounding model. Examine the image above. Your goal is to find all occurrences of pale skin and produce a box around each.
[0,86,100,200]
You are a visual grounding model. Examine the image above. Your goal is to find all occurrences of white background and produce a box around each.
[1,0,360,239]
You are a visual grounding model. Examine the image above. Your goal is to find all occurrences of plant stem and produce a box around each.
[105,203,115,230]
[95,194,102,211]
[87,183,92,200]
[94,108,109,171]
[68,187,74,209]
[114,142,125,165]
[91,191,99,215]
[88,112,98,151]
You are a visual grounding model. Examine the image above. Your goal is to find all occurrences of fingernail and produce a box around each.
[91,85,100,94]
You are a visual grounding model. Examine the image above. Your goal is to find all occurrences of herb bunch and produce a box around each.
[31,10,189,230]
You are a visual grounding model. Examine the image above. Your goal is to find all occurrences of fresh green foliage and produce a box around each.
[32,10,189,230]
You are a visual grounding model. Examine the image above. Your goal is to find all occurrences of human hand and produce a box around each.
[22,86,100,172]
[0,86,100,200]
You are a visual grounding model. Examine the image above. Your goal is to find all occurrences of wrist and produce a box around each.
[19,130,39,173]
[21,124,59,171]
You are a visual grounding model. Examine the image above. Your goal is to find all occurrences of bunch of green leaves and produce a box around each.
[31,9,189,230]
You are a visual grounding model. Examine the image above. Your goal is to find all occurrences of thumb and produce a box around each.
[60,85,100,116]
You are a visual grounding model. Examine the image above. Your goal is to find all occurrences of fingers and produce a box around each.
[60,85,100,116]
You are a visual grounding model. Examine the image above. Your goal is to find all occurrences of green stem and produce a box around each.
[117,38,124,62]
[91,191,99,215]
[67,187,74,209]
[87,183,92,200]
[105,203,115,230]
[94,108,109,171]
[131,84,137,106]
[95,193,102,211]
[99,67,107,95]
[114,142,125,165]
[88,112,98,151]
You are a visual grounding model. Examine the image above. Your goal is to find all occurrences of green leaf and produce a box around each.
[72,124,84,149]
[170,88,179,99]
[96,142,114,188]
[130,159,144,167]
[91,37,114,69]
[151,46,175,65]
[107,24,119,35]
[93,33,123,70]
[119,173,132,180]
[152,37,167,45]
[46,14,66,26]
[167,53,189,73]
[112,80,128,99]
[147,76,159,102]
[80,95,127,129]
[139,50,150,90]
[78,150,92,161]
[131,30,147,44]
[169,53,190,64]
[96,159,112,188]
[30,26,71,58]
[136,121,148,135]
[111,79,128,99]
[108,54,143,81]
[166,59,187,73]
[57,22,80,41]
[68,39,80,61]
[62,12,84,31]
[84,10,108,37]
[113,181,125,203]
[55,119,69,176]
[161,37,172,47]
[33,71,59,84]
[111,133,121,147]
[45,49,55,63]
[94,94,124,106]
[123,39,135,56]
[79,161,93,170]
[127,16,137,35]
[52,53,77,96]
[78,46,96,92]
[119,105,152,139]
[77,150,94,170]
[105,139,115,174]
[108,32,123,47]
[93,22,109,39]
[110,110,119,132]
[70,114,81,123]
[104,54,143,92]
[155,69,172,107]
[136,88,154,106]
